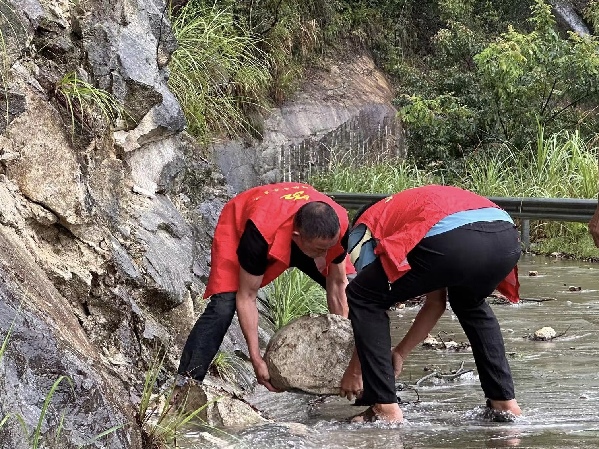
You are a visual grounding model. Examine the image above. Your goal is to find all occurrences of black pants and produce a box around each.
[347,221,521,405]
[177,248,329,381]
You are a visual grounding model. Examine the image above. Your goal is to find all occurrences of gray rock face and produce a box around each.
[81,0,185,143]
[264,314,354,395]
[0,227,141,448]
[212,49,403,192]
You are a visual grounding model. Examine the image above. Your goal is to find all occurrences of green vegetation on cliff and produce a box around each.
[164,0,599,257]
[168,0,599,166]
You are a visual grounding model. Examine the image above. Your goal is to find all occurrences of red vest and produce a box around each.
[357,185,520,302]
[204,182,354,298]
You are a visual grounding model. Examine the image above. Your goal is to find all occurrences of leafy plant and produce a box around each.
[474,0,599,147]
[390,0,599,166]
[266,268,328,330]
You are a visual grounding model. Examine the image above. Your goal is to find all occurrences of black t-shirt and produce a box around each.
[236,220,348,289]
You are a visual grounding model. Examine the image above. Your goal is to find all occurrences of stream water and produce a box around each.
[181,255,599,448]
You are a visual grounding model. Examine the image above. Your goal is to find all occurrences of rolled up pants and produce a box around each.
[347,221,521,405]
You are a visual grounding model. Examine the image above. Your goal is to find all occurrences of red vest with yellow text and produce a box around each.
[357,185,520,302]
[204,182,354,298]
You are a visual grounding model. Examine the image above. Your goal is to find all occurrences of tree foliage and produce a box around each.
[395,0,599,165]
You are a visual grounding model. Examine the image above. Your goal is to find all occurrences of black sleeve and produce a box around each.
[237,220,269,276]
[331,229,349,264]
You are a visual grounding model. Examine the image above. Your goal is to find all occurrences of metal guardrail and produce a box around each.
[327,192,598,250]
[327,192,597,222]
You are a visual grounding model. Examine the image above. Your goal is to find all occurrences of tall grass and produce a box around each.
[311,158,441,194]
[266,268,328,330]
[311,127,599,259]
[168,1,272,141]
[457,127,598,199]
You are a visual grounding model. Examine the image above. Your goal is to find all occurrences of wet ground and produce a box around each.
[181,255,599,448]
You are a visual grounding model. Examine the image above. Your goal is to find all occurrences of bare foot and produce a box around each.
[350,403,403,423]
[488,399,521,416]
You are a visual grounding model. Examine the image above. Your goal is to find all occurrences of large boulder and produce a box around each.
[264,314,354,395]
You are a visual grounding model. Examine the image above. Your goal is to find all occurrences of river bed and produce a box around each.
[181,255,599,448]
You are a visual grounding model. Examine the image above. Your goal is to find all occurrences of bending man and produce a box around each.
[341,185,522,423]
[178,182,353,391]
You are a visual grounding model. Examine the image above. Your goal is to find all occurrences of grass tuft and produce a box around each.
[266,268,328,330]
[54,72,129,136]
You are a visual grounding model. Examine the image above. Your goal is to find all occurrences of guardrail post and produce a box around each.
[521,219,530,252]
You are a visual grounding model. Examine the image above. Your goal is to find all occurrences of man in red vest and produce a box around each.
[178,182,354,391]
[340,185,522,423]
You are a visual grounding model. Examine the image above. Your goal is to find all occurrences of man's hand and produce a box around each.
[589,205,599,248]
[392,349,405,378]
[339,366,363,401]
[252,356,279,392]
[339,349,363,401]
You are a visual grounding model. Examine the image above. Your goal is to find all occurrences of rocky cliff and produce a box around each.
[0,0,398,446]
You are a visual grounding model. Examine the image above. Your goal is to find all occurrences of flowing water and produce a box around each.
[182,255,599,448]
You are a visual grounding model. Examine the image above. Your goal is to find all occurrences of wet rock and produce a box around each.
[568,285,582,291]
[528,270,538,276]
[423,334,441,347]
[264,314,354,395]
[173,377,266,428]
[0,228,142,448]
[533,327,557,341]
[134,195,196,308]
[422,333,470,351]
